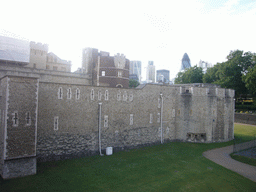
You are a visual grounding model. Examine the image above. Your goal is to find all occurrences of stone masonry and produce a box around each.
[0,74,235,179]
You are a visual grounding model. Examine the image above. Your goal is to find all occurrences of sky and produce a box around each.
[1,0,256,80]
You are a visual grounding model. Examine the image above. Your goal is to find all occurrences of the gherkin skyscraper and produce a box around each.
[180,53,191,71]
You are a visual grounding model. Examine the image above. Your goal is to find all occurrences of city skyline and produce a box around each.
[1,0,256,80]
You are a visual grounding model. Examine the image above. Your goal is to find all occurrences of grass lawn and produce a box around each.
[233,123,256,143]
[230,123,256,166]
[0,123,256,192]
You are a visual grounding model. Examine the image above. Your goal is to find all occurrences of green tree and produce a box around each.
[243,65,256,94]
[203,63,221,83]
[129,79,140,88]
[203,50,255,97]
[174,66,203,84]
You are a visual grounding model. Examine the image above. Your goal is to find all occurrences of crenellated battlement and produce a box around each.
[30,41,48,52]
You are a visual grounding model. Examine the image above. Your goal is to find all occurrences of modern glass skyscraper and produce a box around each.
[146,61,155,83]
[129,60,142,82]
[181,53,191,71]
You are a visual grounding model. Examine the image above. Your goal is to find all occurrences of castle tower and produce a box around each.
[28,42,48,69]
[0,75,39,179]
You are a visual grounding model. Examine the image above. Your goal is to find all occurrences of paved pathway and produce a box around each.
[203,144,256,182]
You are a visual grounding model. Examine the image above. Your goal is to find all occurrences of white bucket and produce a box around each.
[106,147,113,155]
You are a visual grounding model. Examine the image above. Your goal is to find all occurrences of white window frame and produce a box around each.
[118,71,122,77]
[25,111,31,126]
[158,98,161,108]
[129,93,133,101]
[102,71,105,76]
[58,87,63,99]
[130,114,133,125]
[67,88,72,99]
[150,113,153,124]
[76,88,80,100]
[123,91,127,101]
[104,115,108,127]
[12,111,19,127]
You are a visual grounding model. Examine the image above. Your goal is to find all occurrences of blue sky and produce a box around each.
[1,0,256,80]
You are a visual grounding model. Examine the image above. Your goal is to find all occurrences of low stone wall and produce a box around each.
[2,157,36,179]
[235,113,256,125]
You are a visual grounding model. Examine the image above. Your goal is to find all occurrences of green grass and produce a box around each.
[0,124,256,192]
[230,123,256,166]
[230,153,256,166]
[234,123,256,143]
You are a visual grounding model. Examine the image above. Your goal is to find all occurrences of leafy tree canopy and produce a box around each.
[202,50,256,96]
[243,65,256,95]
[174,66,203,84]
[129,79,140,88]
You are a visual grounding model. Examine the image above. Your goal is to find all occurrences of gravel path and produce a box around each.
[203,144,256,182]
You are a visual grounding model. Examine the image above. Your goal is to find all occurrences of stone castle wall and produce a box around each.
[36,83,235,162]
[0,75,235,178]
[235,113,256,125]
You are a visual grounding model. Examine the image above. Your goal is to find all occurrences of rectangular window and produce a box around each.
[104,115,108,127]
[58,87,63,99]
[123,91,127,101]
[102,71,105,76]
[158,98,161,108]
[46,65,50,69]
[98,91,102,100]
[91,89,94,100]
[157,112,160,123]
[118,71,122,77]
[61,67,66,71]
[177,109,181,116]
[76,88,80,100]
[53,66,58,71]
[130,114,133,125]
[67,88,72,99]
[149,113,153,124]
[172,109,175,118]
[129,93,133,101]
[117,92,121,101]
[54,116,59,131]
[105,90,109,100]
[12,111,18,127]
[33,63,36,68]
[26,112,31,126]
